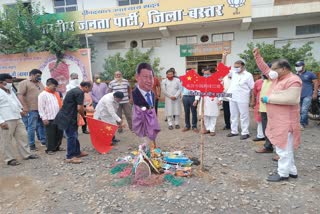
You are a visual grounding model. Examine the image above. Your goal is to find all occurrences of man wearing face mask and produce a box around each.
[161,69,182,130]
[0,74,18,94]
[66,73,80,92]
[38,78,63,155]
[0,74,39,166]
[91,73,108,108]
[18,69,46,151]
[253,48,302,182]
[108,71,133,133]
[225,53,254,140]
[295,61,319,130]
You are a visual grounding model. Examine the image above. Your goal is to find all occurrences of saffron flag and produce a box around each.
[86,117,118,154]
[180,63,231,96]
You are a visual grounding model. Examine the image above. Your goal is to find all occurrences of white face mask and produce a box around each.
[70,79,79,86]
[269,70,279,80]
[4,83,12,90]
[232,67,241,73]
[295,66,303,73]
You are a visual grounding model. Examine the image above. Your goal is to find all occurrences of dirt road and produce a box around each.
[0,109,319,213]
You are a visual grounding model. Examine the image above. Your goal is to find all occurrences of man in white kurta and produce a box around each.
[94,91,125,143]
[227,61,254,140]
[161,69,182,130]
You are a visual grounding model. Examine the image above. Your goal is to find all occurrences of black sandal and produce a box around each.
[7,160,21,166]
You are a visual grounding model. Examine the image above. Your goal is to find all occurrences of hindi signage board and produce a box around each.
[42,0,251,34]
[0,49,92,96]
[180,41,231,57]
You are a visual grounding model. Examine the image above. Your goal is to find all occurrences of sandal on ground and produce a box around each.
[7,159,21,166]
[65,157,82,164]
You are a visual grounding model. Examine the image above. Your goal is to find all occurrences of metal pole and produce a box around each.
[81,0,89,48]
[200,96,205,171]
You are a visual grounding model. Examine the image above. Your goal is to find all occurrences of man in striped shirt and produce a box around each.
[108,71,133,133]
[38,78,63,155]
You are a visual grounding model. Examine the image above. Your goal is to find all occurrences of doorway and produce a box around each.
[186,54,222,75]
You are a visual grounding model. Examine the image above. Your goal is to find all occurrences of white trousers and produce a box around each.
[257,122,265,138]
[0,119,31,163]
[276,132,297,177]
[204,116,217,132]
[167,115,180,126]
[229,101,250,135]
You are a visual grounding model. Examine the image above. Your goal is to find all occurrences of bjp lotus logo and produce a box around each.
[227,0,246,15]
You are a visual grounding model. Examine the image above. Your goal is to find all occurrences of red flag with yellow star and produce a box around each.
[180,63,231,96]
[86,117,118,154]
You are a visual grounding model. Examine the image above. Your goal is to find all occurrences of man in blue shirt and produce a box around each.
[181,69,199,133]
[295,61,319,129]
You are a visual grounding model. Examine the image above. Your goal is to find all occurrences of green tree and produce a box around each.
[0,0,80,63]
[239,42,320,73]
[102,48,163,81]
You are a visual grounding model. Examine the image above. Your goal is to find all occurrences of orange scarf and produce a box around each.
[45,87,63,108]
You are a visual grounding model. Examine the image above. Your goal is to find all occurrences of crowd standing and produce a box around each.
[0,51,319,182]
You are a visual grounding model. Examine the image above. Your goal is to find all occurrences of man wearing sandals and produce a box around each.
[0,74,38,166]
[54,81,92,164]
[161,69,182,130]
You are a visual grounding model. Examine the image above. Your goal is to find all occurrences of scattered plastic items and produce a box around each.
[110,163,130,175]
[175,167,192,177]
[163,154,193,166]
[112,177,132,187]
[164,174,185,186]
[110,143,193,187]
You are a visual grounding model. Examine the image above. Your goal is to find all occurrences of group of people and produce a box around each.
[0,63,160,165]
[153,49,318,182]
[0,51,318,182]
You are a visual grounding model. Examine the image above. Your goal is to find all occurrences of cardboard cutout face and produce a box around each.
[135,69,154,92]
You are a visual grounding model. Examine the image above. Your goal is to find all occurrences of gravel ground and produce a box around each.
[0,108,319,214]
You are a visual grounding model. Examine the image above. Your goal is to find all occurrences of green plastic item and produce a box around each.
[164,174,185,187]
[110,163,130,175]
[112,177,132,187]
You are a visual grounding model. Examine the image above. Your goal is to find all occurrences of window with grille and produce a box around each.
[142,39,161,48]
[54,0,77,13]
[212,32,234,42]
[4,2,32,15]
[176,36,197,45]
[107,41,126,50]
[296,24,320,35]
[253,28,278,39]
[118,0,143,6]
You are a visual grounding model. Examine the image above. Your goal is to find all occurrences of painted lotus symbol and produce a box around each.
[227,0,246,14]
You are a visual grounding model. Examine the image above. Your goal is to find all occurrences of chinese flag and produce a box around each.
[180,63,231,96]
[86,117,118,154]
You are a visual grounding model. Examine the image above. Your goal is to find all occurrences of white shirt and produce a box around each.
[94,92,121,124]
[227,70,254,104]
[0,89,22,124]
[38,91,60,120]
[137,85,153,106]
[66,83,78,92]
[220,75,232,101]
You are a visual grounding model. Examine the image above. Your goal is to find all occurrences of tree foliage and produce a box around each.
[0,0,80,63]
[239,42,320,73]
[102,48,163,81]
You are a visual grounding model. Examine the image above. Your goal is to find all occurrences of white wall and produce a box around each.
[91,15,320,77]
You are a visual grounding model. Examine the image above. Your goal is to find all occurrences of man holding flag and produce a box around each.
[94,91,125,144]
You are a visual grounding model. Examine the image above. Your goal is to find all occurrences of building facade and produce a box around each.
[1,0,320,77]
